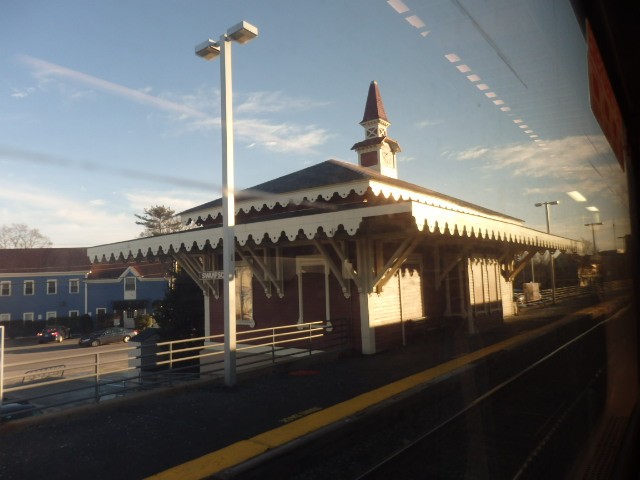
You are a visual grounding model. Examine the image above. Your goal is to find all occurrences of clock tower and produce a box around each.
[351,81,401,179]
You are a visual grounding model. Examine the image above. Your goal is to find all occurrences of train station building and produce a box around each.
[87,81,582,354]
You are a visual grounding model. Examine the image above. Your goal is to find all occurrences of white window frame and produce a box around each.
[124,277,136,300]
[0,313,10,321]
[1,281,11,297]
[69,310,79,318]
[124,277,136,292]
[47,279,57,295]
[69,279,80,294]
[46,311,57,320]
[96,308,107,315]
[23,312,34,322]
[24,280,35,296]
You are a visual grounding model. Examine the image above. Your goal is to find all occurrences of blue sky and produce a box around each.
[0,0,629,251]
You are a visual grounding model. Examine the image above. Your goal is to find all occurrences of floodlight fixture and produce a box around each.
[534,200,560,304]
[194,21,258,388]
[227,21,259,44]
[195,39,221,60]
[585,222,604,254]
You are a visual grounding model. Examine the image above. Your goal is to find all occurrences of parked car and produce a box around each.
[0,401,40,422]
[37,325,71,343]
[78,327,138,347]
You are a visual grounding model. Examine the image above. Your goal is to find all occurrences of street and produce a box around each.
[2,337,137,410]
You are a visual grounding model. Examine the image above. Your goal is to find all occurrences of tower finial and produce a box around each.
[351,81,401,179]
[361,80,388,124]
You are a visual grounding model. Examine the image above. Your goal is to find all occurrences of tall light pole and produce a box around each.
[585,222,604,255]
[195,21,258,387]
[535,200,559,304]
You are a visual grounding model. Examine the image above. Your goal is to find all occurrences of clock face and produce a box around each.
[382,150,394,167]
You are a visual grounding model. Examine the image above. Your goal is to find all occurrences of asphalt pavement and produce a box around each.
[0,293,626,480]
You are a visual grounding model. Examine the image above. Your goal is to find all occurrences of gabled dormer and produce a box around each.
[351,81,401,179]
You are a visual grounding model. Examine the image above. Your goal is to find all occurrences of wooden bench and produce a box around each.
[22,365,66,384]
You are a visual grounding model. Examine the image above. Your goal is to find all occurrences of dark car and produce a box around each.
[0,401,40,422]
[37,325,71,343]
[78,327,138,347]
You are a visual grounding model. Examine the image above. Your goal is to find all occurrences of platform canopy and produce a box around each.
[88,159,583,262]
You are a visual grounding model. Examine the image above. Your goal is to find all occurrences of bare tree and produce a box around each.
[135,205,184,237]
[0,224,53,248]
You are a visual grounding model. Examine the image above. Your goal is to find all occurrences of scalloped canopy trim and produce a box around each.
[89,202,581,263]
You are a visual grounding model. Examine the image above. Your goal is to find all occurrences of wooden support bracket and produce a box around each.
[313,239,351,298]
[371,235,421,292]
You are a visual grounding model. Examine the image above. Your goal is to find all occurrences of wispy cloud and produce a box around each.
[0,181,137,246]
[10,87,35,98]
[125,191,211,214]
[236,91,331,114]
[454,146,490,160]
[0,178,212,247]
[236,118,330,154]
[451,135,627,200]
[417,119,443,129]
[18,55,331,155]
[18,54,207,119]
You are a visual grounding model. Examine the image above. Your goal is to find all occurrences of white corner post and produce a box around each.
[220,34,237,387]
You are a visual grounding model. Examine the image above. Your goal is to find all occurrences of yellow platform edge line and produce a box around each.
[146,301,619,480]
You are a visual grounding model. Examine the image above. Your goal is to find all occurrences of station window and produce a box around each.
[69,279,80,294]
[236,264,254,326]
[1,281,11,297]
[124,277,136,292]
[24,280,34,295]
[47,280,57,295]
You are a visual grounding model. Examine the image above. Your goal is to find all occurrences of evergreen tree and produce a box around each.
[154,264,204,340]
[135,205,184,237]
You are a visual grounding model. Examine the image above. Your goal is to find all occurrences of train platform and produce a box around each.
[0,293,629,480]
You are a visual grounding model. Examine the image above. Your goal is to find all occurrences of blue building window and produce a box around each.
[24,280,34,295]
[69,279,80,294]
[47,280,57,295]
[124,277,136,292]
[1,281,11,296]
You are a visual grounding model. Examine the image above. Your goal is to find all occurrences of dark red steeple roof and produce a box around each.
[361,80,388,123]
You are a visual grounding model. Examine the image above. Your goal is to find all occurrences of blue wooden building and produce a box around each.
[0,248,169,334]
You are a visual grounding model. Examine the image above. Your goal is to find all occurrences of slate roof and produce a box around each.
[0,248,167,279]
[180,159,521,223]
[0,248,90,274]
[361,80,388,123]
[88,262,169,280]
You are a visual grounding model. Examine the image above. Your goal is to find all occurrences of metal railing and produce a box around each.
[1,319,350,421]
[535,280,631,305]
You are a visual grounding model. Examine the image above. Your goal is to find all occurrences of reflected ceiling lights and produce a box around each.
[567,191,587,202]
